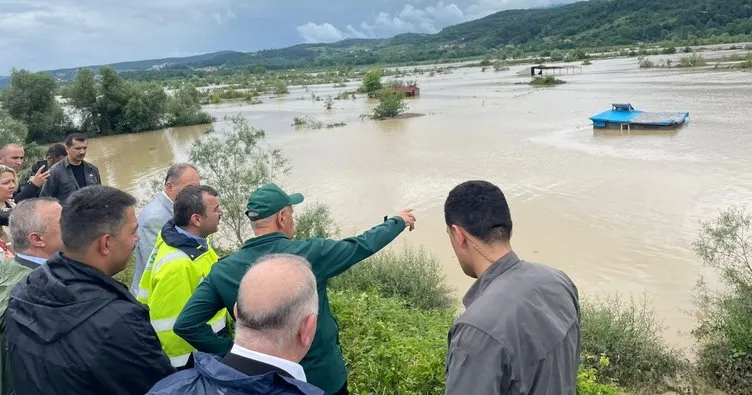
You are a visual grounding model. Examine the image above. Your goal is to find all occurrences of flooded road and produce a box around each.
[83,56,752,348]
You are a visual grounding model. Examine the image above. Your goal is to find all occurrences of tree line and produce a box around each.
[0,67,212,145]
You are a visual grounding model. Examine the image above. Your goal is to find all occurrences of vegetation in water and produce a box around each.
[678,52,708,67]
[0,67,212,144]
[692,206,752,394]
[530,75,566,86]
[359,69,383,97]
[370,91,408,119]
[291,116,346,130]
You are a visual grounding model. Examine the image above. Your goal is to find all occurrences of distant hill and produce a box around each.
[43,50,240,81]
[8,0,751,82]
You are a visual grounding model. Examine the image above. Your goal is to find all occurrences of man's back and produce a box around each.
[176,216,407,394]
[5,253,174,395]
[446,252,580,395]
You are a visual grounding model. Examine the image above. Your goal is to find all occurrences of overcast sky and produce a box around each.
[0,0,574,73]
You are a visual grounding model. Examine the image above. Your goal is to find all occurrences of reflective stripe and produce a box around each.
[136,288,149,300]
[170,353,190,367]
[211,318,226,333]
[151,317,177,333]
[152,251,188,273]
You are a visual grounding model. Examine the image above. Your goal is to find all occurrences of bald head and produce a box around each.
[234,254,318,362]
[0,144,24,171]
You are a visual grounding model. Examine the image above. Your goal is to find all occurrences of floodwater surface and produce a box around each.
[83,56,752,348]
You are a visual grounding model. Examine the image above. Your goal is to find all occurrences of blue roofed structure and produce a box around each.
[590,103,689,130]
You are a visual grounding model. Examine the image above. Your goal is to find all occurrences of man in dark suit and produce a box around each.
[148,254,324,395]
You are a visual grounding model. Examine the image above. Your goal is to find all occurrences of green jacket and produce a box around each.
[174,216,406,394]
[1,258,33,395]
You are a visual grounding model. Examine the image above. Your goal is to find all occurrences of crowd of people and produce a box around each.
[0,133,581,395]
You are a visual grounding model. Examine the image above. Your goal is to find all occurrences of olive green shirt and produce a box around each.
[175,216,406,394]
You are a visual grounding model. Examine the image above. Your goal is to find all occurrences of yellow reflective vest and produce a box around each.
[136,221,227,368]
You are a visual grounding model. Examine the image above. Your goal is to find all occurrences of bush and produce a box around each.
[577,357,621,395]
[329,246,455,311]
[580,294,686,391]
[529,75,566,86]
[371,91,408,119]
[330,289,453,394]
[692,206,752,392]
[294,202,340,240]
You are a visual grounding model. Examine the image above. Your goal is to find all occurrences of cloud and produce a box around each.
[297,0,569,43]
[297,23,347,43]
[0,0,245,71]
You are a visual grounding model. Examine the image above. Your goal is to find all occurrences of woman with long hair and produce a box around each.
[0,165,16,261]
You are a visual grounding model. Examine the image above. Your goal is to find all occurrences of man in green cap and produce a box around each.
[174,183,416,395]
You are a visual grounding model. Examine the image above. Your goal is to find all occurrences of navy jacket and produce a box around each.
[148,352,324,395]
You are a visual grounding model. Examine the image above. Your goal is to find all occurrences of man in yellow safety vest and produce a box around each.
[137,185,227,369]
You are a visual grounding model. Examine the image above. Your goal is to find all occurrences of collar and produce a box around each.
[175,226,208,250]
[161,191,173,205]
[229,344,307,382]
[15,253,47,265]
[462,251,521,308]
[242,232,288,248]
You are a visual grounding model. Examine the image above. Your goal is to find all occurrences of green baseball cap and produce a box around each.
[245,183,304,221]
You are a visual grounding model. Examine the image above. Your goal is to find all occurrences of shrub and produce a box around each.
[530,75,565,86]
[329,246,455,311]
[639,59,655,68]
[692,206,752,392]
[371,91,408,119]
[577,357,621,395]
[294,202,340,240]
[330,289,453,394]
[678,52,706,68]
[580,294,686,391]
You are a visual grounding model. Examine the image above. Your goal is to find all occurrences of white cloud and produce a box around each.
[297,22,347,43]
[297,0,566,43]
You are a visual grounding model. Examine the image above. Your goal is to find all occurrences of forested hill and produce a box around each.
[18,0,752,82]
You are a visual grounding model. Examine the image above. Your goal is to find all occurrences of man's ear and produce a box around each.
[451,225,468,247]
[299,314,317,348]
[233,303,239,319]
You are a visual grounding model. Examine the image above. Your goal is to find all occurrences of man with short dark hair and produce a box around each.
[137,185,226,369]
[443,180,580,395]
[40,133,101,203]
[5,185,175,395]
[131,163,200,294]
[148,254,324,394]
[0,198,62,395]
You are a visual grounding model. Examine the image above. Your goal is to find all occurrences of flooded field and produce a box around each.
[82,56,752,348]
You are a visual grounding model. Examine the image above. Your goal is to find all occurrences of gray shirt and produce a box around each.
[445,251,580,395]
[130,192,173,295]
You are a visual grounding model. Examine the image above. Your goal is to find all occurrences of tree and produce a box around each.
[0,69,72,143]
[167,83,212,127]
[360,69,383,95]
[188,115,289,247]
[65,68,99,134]
[371,91,408,119]
[692,206,752,392]
[97,66,131,133]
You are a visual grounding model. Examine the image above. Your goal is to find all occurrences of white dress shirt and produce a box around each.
[229,344,307,382]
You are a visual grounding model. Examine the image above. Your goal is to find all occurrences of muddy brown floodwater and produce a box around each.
[82,55,752,350]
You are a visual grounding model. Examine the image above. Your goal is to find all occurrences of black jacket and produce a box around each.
[5,253,175,395]
[39,158,101,203]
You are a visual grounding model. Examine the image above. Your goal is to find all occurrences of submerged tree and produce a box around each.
[371,91,408,119]
[188,115,290,247]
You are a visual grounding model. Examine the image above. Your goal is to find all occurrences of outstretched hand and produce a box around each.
[398,209,416,231]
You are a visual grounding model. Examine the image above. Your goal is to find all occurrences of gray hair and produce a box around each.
[9,198,60,253]
[236,254,318,349]
[164,163,198,185]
